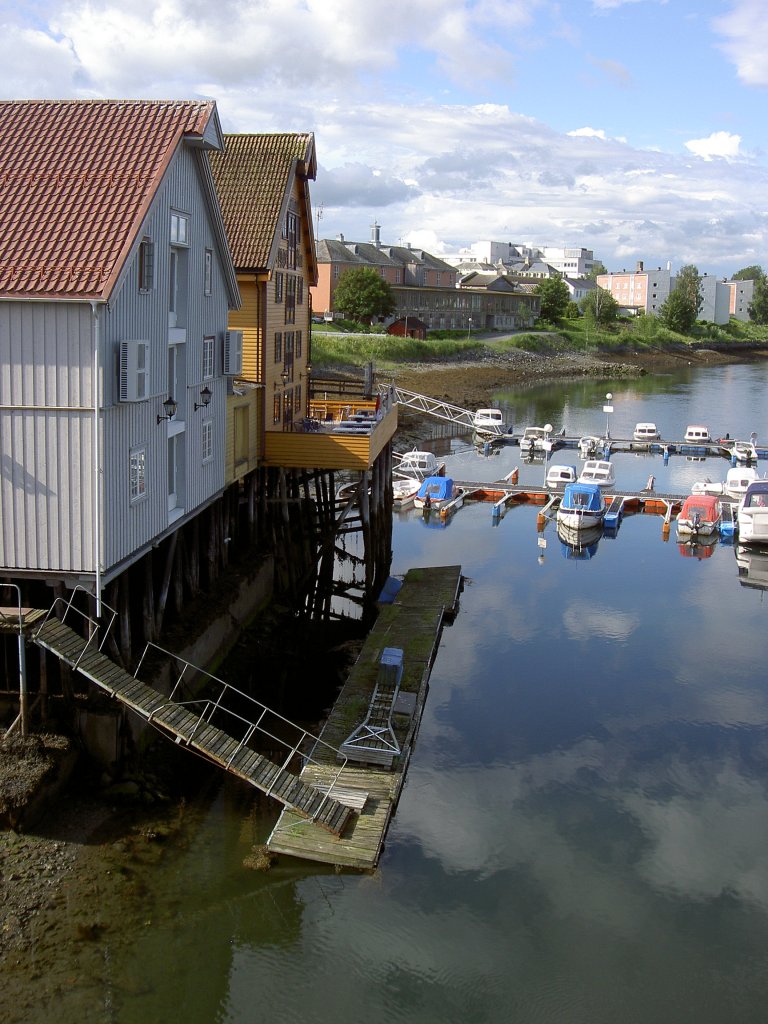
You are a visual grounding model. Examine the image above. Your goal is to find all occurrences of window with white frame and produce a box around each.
[130,446,147,502]
[202,419,213,462]
[204,249,213,295]
[170,212,190,245]
[202,335,214,380]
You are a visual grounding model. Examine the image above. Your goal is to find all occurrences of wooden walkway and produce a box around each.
[267,564,463,869]
[32,616,355,836]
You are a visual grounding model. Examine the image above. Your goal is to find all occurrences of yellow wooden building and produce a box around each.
[211,133,396,478]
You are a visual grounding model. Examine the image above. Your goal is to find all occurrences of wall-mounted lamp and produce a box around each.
[280,368,290,386]
[194,385,212,412]
[305,362,312,376]
[157,396,178,424]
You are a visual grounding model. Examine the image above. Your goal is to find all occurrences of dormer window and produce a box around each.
[170,212,189,246]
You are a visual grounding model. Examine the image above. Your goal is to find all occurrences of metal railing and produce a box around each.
[33,586,118,672]
[379,382,477,429]
[134,641,350,817]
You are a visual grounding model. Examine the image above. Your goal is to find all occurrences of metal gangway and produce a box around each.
[378,382,478,432]
[30,589,359,837]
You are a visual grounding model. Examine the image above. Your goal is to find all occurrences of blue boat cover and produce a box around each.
[416,476,453,502]
[561,482,604,513]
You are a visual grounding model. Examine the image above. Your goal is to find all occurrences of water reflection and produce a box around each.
[93,363,768,1024]
[736,544,768,592]
[557,521,603,559]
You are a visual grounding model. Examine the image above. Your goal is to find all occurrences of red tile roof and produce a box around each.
[210,133,315,270]
[0,99,218,300]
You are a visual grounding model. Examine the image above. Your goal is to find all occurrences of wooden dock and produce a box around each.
[267,564,463,869]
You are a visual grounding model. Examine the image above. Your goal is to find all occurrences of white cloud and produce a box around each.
[684,130,743,161]
[713,0,768,87]
[568,126,606,139]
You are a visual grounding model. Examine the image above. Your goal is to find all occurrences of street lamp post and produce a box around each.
[468,317,472,341]
[603,393,613,439]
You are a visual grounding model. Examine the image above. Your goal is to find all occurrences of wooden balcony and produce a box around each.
[263,397,398,471]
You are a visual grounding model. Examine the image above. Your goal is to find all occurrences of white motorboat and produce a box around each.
[732,439,758,463]
[684,425,711,444]
[394,449,444,479]
[519,425,554,456]
[737,480,768,544]
[692,466,759,500]
[545,464,577,489]
[633,422,660,442]
[473,408,505,437]
[578,459,616,488]
[392,476,421,510]
[578,435,603,458]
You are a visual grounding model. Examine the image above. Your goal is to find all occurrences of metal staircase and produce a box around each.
[31,592,359,836]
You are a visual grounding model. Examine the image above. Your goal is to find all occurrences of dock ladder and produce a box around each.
[31,590,360,836]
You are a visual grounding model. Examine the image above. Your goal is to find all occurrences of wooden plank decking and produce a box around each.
[267,564,463,869]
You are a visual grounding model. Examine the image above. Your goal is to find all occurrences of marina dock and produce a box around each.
[267,564,463,869]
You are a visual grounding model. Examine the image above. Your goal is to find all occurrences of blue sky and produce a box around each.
[1,0,767,276]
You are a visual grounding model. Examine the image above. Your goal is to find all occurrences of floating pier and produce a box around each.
[267,564,463,869]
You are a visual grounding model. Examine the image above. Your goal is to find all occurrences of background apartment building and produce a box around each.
[443,241,596,278]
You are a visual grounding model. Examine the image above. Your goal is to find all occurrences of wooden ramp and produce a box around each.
[267,564,463,869]
[32,614,355,837]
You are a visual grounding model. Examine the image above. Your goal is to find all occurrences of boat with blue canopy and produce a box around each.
[556,481,606,530]
[413,476,463,511]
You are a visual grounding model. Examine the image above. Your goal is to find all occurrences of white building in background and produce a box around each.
[540,247,595,278]
[442,240,597,278]
[699,275,732,325]
[728,278,755,321]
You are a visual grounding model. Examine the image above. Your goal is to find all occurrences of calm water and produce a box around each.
[40,363,768,1022]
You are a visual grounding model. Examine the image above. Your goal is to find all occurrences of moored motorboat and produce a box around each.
[692,466,759,499]
[392,476,422,510]
[473,408,506,438]
[732,439,758,463]
[556,481,606,530]
[519,425,554,456]
[394,448,445,479]
[578,459,616,488]
[684,424,711,444]
[737,480,768,544]
[414,476,464,511]
[676,494,722,536]
[578,435,603,458]
[545,464,577,489]
[633,422,660,442]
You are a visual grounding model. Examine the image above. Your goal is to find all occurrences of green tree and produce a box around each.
[658,264,702,334]
[749,275,768,324]
[579,286,619,327]
[332,267,396,324]
[731,265,764,282]
[535,277,570,323]
[587,260,608,281]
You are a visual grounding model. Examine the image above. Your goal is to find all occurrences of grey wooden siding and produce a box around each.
[0,144,232,581]
[0,302,95,573]
[101,146,229,575]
